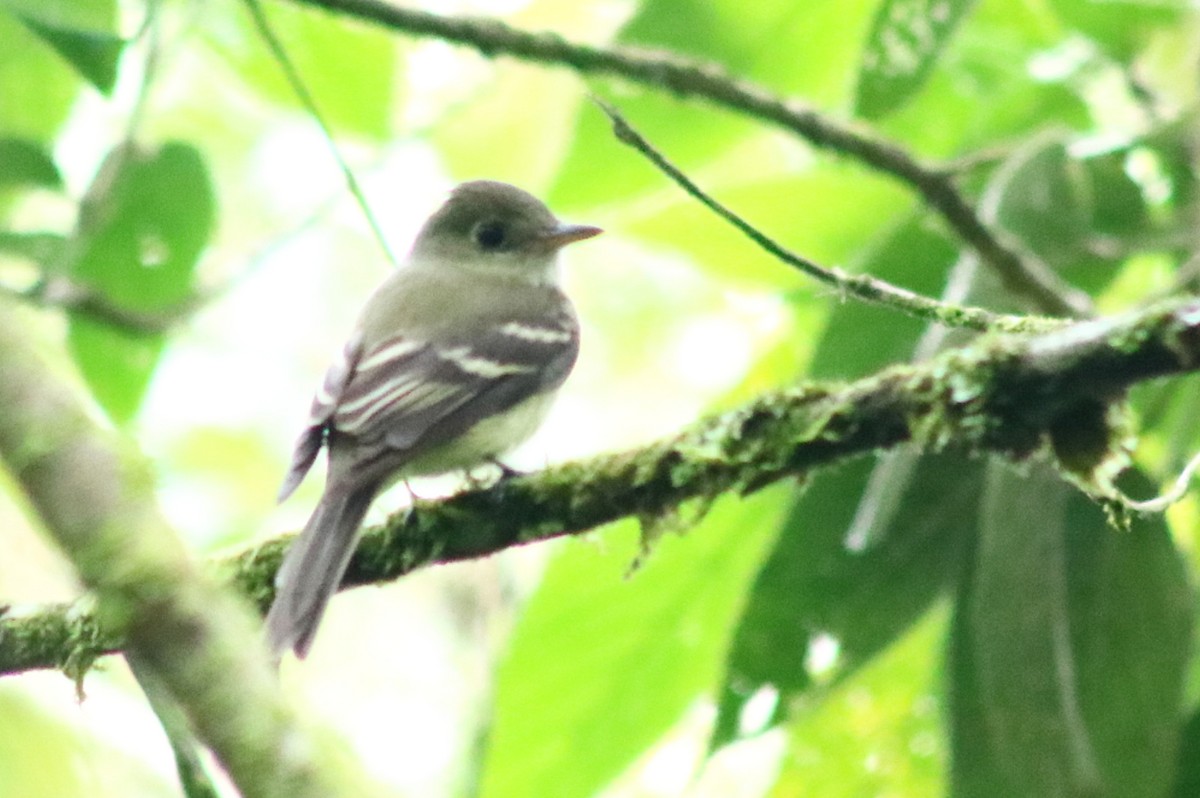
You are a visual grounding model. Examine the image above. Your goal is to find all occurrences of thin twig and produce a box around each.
[595,100,1059,334]
[0,280,197,336]
[241,0,398,266]
[1120,450,1200,513]
[284,0,1091,317]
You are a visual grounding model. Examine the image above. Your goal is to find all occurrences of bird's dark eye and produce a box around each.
[473,220,507,250]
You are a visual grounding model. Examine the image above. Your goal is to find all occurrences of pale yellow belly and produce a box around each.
[400,390,557,476]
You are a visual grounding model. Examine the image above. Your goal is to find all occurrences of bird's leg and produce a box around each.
[461,459,525,492]
[401,478,430,507]
[489,458,525,480]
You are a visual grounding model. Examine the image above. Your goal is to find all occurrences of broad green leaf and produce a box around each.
[208,2,398,140]
[478,488,787,798]
[1048,0,1187,60]
[990,138,1090,261]
[1173,710,1200,798]
[549,0,876,210]
[433,64,587,190]
[548,93,759,213]
[0,0,115,32]
[0,138,62,188]
[66,142,215,423]
[711,213,970,747]
[615,161,914,291]
[768,609,947,797]
[616,0,871,99]
[951,462,1191,797]
[855,0,981,120]
[434,1,625,188]
[0,683,171,797]
[0,688,90,798]
[870,1,1091,156]
[69,317,166,423]
[1130,375,1200,499]
[809,213,961,381]
[988,136,1151,294]
[946,534,1024,796]
[712,454,980,748]
[0,12,82,140]
[13,13,123,94]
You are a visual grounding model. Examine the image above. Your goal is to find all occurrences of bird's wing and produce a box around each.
[278,316,578,499]
[335,317,578,464]
[277,332,364,502]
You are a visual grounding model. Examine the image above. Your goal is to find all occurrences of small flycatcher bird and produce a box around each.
[266,180,601,658]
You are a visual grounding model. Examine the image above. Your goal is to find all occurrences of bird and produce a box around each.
[265,180,601,658]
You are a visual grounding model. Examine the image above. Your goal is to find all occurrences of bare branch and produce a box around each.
[0,279,199,335]
[595,100,1060,334]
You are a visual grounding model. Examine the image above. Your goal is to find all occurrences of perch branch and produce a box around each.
[5,295,1200,677]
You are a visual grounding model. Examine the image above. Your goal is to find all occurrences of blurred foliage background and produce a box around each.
[0,0,1198,796]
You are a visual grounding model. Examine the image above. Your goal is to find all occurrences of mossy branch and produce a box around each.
[0,299,380,798]
[6,295,1200,678]
[283,0,1091,318]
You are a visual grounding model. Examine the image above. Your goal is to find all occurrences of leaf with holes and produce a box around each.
[66,143,215,424]
[855,0,979,120]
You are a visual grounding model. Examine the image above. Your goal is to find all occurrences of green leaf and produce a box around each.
[872,3,1090,157]
[616,162,913,291]
[209,2,398,140]
[855,0,980,120]
[1172,709,1200,798]
[711,212,969,747]
[712,453,980,748]
[950,462,1191,797]
[66,142,215,423]
[0,12,83,140]
[13,13,123,94]
[478,488,787,798]
[0,138,62,188]
[0,230,66,264]
[432,65,587,189]
[0,687,90,797]
[809,213,960,380]
[0,0,116,32]
[990,137,1090,261]
[1048,0,1186,60]
[989,136,1151,294]
[769,609,948,796]
[549,0,876,210]
[548,94,757,213]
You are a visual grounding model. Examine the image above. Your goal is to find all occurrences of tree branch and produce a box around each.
[6,295,1200,678]
[282,0,1092,318]
[0,278,199,336]
[594,100,1060,334]
[0,299,379,798]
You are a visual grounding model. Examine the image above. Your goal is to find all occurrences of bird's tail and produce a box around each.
[265,480,380,659]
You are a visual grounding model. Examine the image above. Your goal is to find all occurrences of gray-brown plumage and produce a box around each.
[266,181,600,658]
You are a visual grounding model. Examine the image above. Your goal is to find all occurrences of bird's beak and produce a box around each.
[540,222,603,250]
